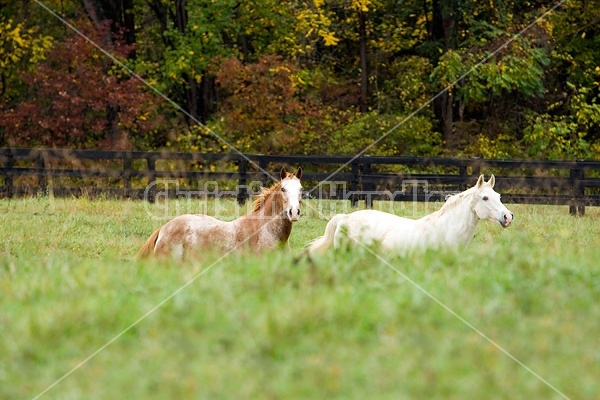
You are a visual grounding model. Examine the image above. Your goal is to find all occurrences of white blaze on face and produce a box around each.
[281,178,302,222]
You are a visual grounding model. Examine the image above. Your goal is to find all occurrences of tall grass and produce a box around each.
[1,197,599,399]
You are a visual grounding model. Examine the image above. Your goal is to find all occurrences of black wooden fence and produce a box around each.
[1,148,599,215]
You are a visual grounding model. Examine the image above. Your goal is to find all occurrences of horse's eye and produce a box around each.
[281,187,286,193]
[482,196,488,201]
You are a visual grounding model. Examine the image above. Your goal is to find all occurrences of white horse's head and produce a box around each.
[472,175,514,228]
[280,167,303,222]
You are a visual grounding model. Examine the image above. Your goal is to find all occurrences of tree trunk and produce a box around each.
[147,0,170,47]
[431,0,457,145]
[358,10,368,113]
[174,0,200,123]
[199,75,217,123]
[106,103,127,149]
[122,0,136,58]
[186,74,200,122]
[175,0,187,33]
[81,0,113,51]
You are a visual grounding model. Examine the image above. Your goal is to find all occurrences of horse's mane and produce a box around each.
[251,181,281,212]
[251,173,295,212]
[437,185,479,214]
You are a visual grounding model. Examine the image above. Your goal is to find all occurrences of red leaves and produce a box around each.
[212,55,317,152]
[0,19,164,150]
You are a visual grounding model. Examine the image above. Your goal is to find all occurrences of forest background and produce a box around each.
[1,0,599,160]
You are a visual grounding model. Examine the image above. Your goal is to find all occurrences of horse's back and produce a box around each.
[161,213,227,234]
[348,209,413,223]
[346,209,415,230]
[344,209,420,250]
[154,214,234,258]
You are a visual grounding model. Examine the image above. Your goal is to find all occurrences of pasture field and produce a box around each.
[1,196,599,399]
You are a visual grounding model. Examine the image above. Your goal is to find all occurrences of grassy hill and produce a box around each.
[1,197,599,399]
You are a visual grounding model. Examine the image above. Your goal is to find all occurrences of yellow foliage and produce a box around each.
[0,19,53,72]
[351,0,371,12]
[321,31,339,46]
[294,3,341,54]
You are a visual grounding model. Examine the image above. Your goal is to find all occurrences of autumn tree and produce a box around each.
[0,16,53,99]
[209,55,317,154]
[520,0,600,159]
[0,0,598,159]
[0,20,166,149]
[137,0,298,123]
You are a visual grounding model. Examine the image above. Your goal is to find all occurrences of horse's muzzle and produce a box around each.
[288,207,301,222]
[500,212,514,228]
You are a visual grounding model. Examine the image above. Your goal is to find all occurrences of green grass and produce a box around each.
[1,196,599,399]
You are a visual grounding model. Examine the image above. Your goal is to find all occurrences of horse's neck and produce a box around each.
[428,195,479,246]
[243,192,291,243]
[255,191,284,218]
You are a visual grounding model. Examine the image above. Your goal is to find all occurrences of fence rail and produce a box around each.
[1,148,599,215]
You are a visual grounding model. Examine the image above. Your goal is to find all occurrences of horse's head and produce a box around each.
[472,174,514,228]
[280,167,303,222]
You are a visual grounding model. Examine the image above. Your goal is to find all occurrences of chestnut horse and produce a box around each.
[138,167,303,260]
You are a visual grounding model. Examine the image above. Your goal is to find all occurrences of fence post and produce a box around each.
[569,164,585,216]
[350,162,359,207]
[259,158,269,187]
[459,165,468,191]
[469,159,482,185]
[146,155,157,202]
[123,152,132,198]
[37,150,47,195]
[363,162,373,208]
[237,159,248,205]
[5,150,14,198]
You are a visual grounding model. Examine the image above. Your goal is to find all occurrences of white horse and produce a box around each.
[308,174,513,255]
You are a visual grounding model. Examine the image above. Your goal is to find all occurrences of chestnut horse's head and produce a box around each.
[279,167,303,222]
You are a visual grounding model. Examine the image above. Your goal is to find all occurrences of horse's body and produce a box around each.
[308,175,513,255]
[138,168,303,260]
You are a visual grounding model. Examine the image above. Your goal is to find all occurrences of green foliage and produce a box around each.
[161,0,235,84]
[377,56,434,113]
[522,84,600,160]
[0,0,599,159]
[537,0,600,160]
[322,111,440,156]
[523,116,594,161]
[548,0,600,90]
[466,133,521,160]
[430,37,549,105]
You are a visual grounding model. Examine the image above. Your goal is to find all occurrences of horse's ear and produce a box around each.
[476,174,485,188]
[295,167,302,180]
[488,174,495,188]
[280,167,287,180]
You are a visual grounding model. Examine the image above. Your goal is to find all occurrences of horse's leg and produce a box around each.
[308,213,348,253]
[333,220,347,250]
